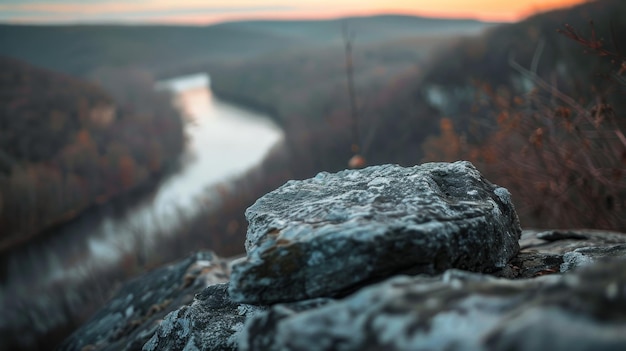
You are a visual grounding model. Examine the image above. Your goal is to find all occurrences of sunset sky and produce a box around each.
[0,0,589,25]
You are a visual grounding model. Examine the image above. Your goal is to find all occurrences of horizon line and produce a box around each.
[0,11,513,27]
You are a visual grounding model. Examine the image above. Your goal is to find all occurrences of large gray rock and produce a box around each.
[58,251,232,351]
[229,161,521,303]
[240,258,626,351]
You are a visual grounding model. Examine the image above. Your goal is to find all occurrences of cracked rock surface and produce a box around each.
[240,258,626,351]
[229,162,521,304]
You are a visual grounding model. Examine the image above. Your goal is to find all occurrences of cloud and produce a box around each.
[0,1,297,23]
[0,0,588,24]
[0,2,294,13]
[0,2,293,15]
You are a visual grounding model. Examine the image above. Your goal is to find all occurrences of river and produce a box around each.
[0,73,283,343]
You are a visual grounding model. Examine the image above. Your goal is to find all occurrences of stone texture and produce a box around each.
[499,229,626,279]
[58,251,232,351]
[124,229,626,351]
[238,298,332,351]
[240,258,626,351]
[229,161,521,304]
[561,244,626,272]
[142,284,262,351]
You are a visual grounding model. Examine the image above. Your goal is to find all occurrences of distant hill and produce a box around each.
[418,0,626,129]
[0,24,297,77]
[213,15,492,44]
[0,15,492,77]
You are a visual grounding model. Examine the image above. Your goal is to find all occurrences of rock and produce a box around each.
[56,163,626,351]
[561,244,626,273]
[501,229,626,278]
[229,162,521,304]
[142,284,261,351]
[240,258,626,351]
[58,251,232,351]
[127,229,626,351]
[238,298,332,351]
[519,229,626,254]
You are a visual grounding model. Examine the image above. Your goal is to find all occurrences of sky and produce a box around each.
[0,0,589,25]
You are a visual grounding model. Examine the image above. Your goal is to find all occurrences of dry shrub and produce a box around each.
[424,23,626,230]
[468,84,625,229]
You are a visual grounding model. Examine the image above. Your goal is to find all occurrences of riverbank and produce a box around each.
[0,165,179,256]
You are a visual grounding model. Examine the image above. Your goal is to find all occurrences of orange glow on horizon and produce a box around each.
[0,0,590,25]
[379,0,589,22]
[153,0,588,26]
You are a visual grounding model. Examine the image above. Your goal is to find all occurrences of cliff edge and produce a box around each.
[59,162,626,351]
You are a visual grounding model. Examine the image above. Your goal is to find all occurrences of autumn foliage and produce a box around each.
[0,58,185,248]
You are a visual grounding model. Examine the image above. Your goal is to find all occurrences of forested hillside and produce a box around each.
[0,57,184,249]
[417,0,626,229]
[419,0,626,130]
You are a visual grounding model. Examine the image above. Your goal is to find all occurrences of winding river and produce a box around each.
[1,73,283,308]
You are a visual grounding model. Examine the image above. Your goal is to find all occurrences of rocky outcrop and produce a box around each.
[241,257,626,351]
[229,162,521,304]
[61,162,626,351]
[503,229,626,278]
[58,251,232,351]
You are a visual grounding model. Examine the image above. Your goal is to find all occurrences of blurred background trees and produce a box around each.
[0,57,185,248]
